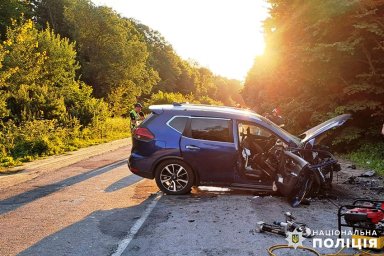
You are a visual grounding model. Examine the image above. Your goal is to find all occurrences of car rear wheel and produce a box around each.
[155,160,194,195]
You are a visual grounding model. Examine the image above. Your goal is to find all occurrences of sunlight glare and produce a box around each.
[92,0,270,80]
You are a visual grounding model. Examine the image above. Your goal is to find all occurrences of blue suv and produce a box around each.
[128,103,350,206]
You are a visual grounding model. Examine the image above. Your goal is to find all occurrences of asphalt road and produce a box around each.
[0,144,382,256]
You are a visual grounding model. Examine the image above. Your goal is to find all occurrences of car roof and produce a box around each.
[149,103,263,121]
[149,103,301,146]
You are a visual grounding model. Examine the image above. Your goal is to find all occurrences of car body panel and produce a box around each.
[300,114,352,144]
[180,136,237,183]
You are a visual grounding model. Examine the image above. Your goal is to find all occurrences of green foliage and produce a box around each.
[0,0,34,40]
[62,1,159,98]
[35,0,71,37]
[346,142,384,175]
[107,84,137,117]
[0,117,130,169]
[145,91,222,108]
[0,19,123,169]
[242,0,384,147]
[146,91,195,106]
[1,19,74,122]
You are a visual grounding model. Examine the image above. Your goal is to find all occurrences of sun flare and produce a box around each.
[92,0,270,80]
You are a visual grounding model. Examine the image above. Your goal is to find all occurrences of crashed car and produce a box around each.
[128,103,351,207]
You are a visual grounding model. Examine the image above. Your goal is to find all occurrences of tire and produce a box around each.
[155,159,195,195]
[290,170,313,207]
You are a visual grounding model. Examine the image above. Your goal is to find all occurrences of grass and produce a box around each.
[345,142,384,176]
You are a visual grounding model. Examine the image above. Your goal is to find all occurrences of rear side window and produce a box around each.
[140,113,156,127]
[168,116,188,133]
[190,118,233,143]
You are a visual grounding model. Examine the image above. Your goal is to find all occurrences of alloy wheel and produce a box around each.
[159,164,189,192]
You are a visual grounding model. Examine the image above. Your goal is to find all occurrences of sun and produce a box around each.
[92,0,270,80]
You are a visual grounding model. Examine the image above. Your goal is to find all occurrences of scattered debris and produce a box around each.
[359,170,376,177]
[370,186,384,193]
[347,164,356,169]
[345,176,359,184]
[255,212,313,238]
[188,219,195,223]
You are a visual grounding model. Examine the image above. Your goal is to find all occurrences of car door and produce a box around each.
[234,120,276,184]
[180,117,237,183]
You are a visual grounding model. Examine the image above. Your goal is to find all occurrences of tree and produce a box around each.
[242,0,384,145]
[1,19,64,122]
[63,1,159,99]
[133,21,182,93]
[0,44,9,119]
[35,0,71,38]
[1,19,107,125]
[0,0,34,40]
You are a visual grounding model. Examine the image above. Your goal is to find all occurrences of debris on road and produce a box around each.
[359,170,376,177]
[345,176,359,184]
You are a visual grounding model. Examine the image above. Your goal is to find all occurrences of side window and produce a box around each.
[168,117,188,133]
[190,118,233,143]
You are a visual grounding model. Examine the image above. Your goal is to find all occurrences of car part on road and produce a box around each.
[359,170,376,177]
[256,211,314,238]
[338,199,384,250]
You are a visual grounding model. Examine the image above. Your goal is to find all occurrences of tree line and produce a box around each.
[0,0,243,167]
[242,0,384,149]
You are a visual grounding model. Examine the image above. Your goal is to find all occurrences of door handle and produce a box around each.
[185,145,200,150]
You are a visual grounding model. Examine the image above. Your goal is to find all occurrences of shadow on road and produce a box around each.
[17,195,156,256]
[0,160,126,215]
[105,175,143,192]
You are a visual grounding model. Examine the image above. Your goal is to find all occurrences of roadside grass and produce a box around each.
[345,142,384,176]
[0,117,131,173]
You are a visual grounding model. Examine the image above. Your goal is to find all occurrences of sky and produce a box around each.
[92,0,270,81]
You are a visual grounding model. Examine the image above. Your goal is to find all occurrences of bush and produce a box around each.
[146,91,222,107]
[0,117,130,169]
[146,91,194,105]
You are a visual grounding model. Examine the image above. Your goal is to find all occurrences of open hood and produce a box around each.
[300,114,352,144]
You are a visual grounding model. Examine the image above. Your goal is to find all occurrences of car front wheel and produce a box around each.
[155,160,194,195]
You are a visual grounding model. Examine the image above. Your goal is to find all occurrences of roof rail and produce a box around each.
[172,102,183,106]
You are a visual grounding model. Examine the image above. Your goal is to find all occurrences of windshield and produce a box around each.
[250,112,302,146]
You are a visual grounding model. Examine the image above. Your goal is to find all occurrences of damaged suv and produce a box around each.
[128,103,351,207]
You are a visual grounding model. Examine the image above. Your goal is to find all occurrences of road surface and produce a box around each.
[0,143,382,256]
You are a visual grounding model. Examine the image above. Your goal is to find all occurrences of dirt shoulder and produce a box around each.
[0,138,131,190]
[334,157,383,200]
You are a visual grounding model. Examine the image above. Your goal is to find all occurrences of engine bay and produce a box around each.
[239,122,341,201]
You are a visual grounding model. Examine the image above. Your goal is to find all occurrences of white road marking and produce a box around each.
[111,192,163,256]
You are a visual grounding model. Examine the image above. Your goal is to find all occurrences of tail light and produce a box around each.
[133,127,154,141]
